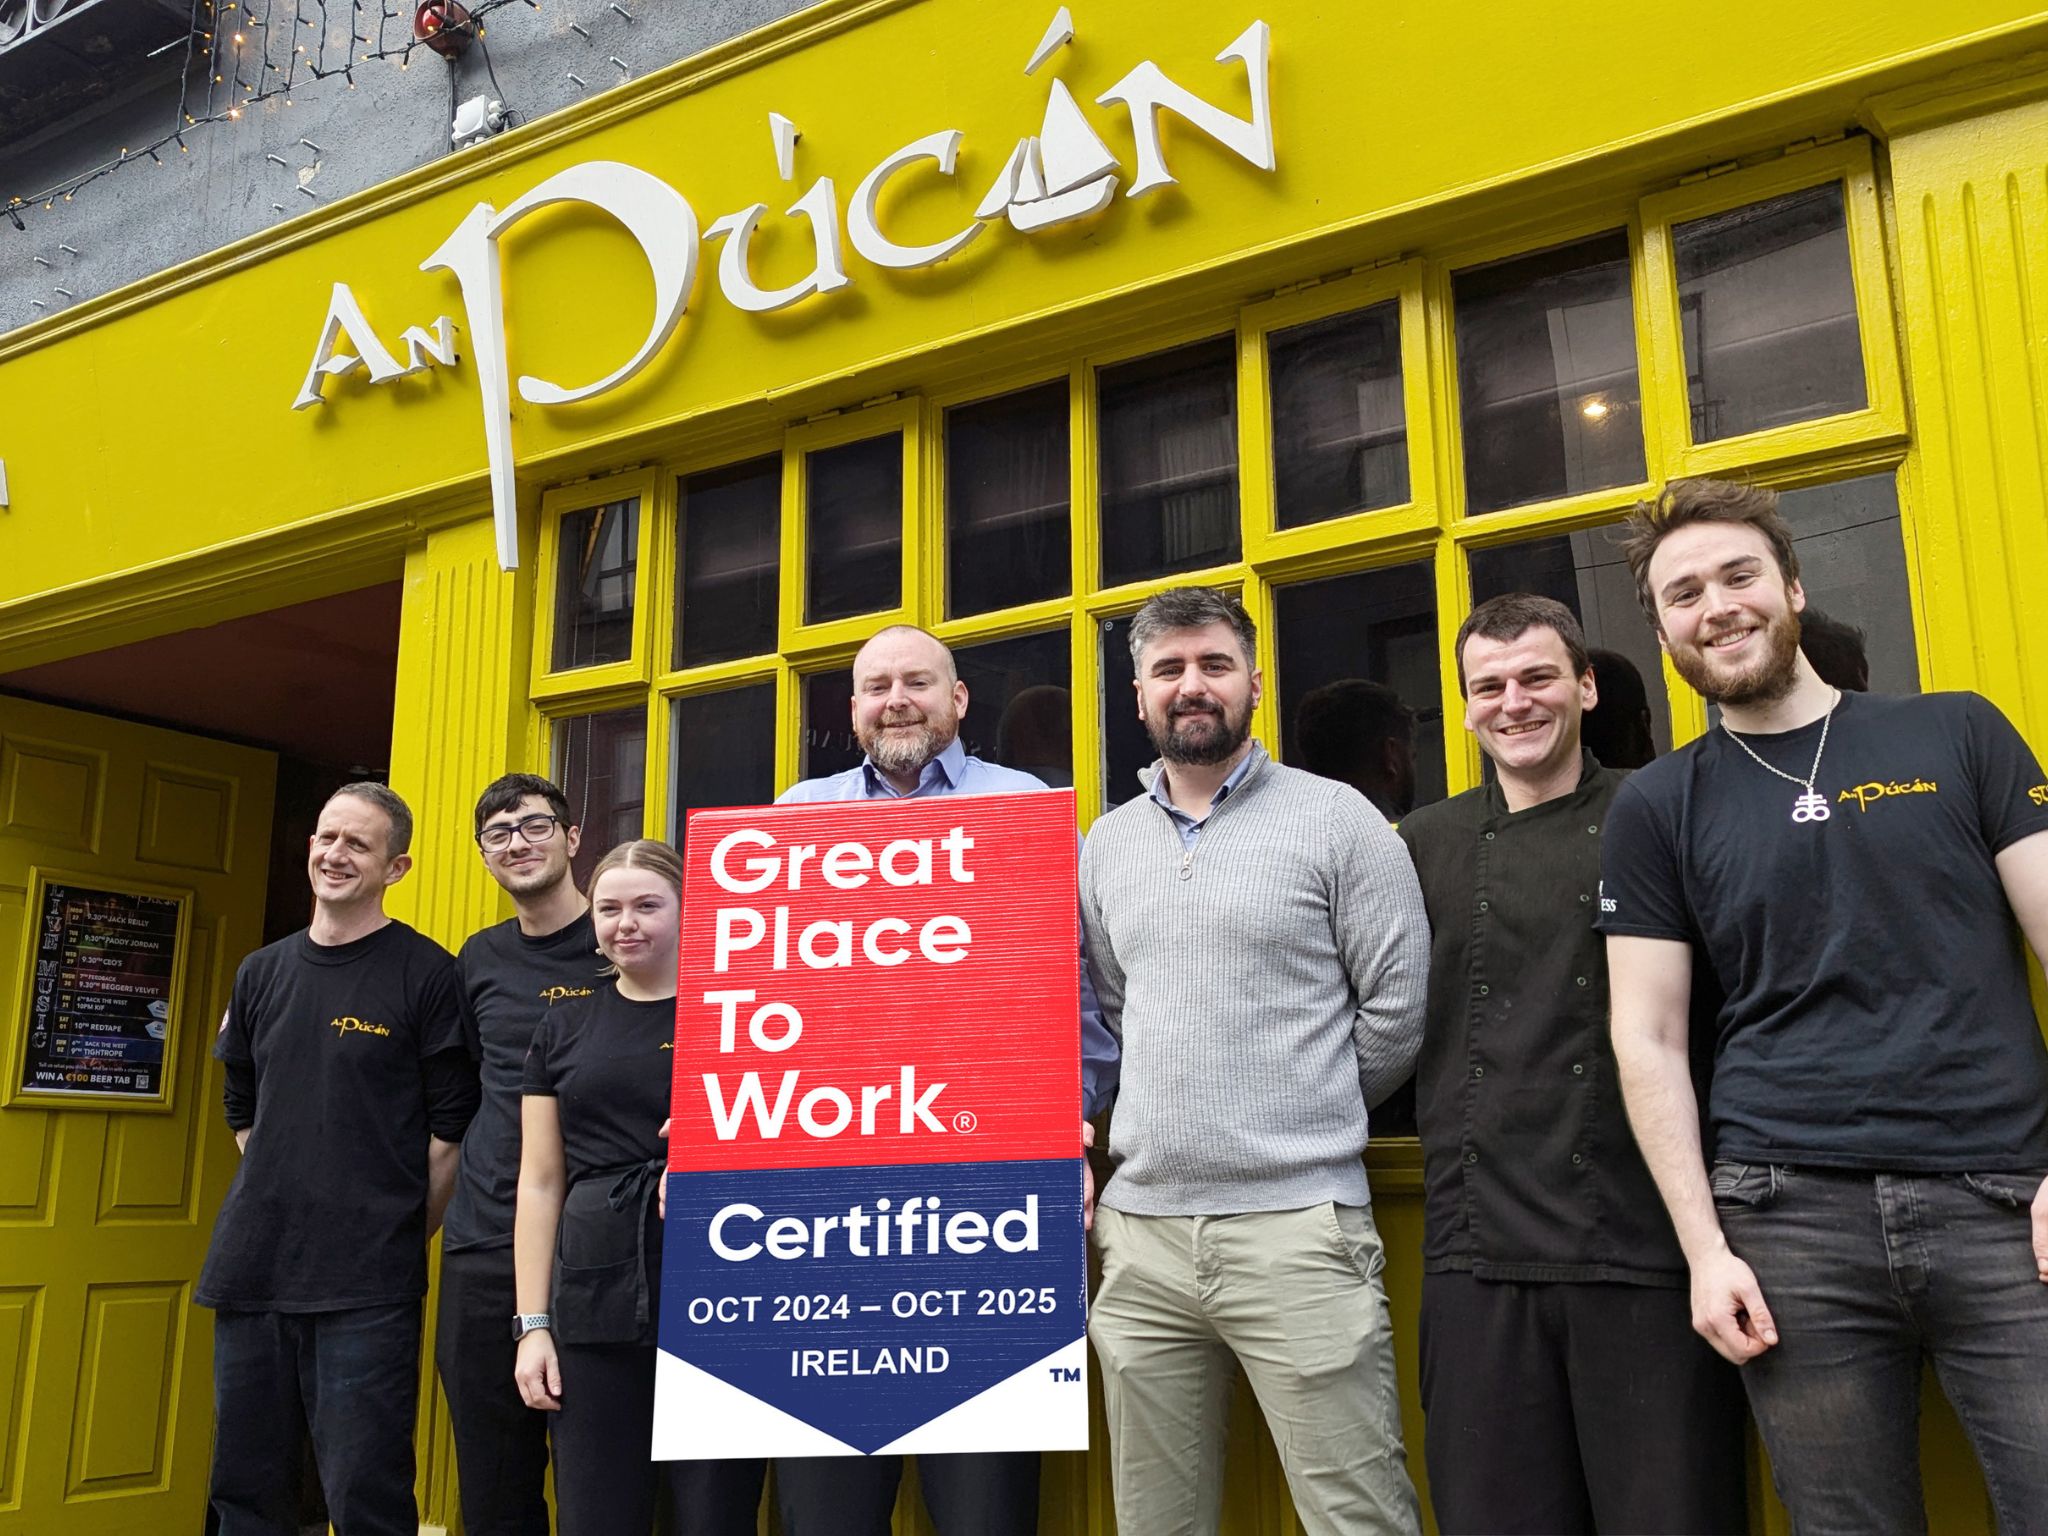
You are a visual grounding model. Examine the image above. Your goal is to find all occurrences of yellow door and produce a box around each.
[0,692,275,1536]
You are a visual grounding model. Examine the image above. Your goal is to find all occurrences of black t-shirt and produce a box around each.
[1598,691,2048,1171]
[522,984,676,1186]
[199,920,472,1311]
[442,911,602,1254]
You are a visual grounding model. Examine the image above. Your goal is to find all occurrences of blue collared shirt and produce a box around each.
[777,737,1119,1117]
[1144,744,1261,851]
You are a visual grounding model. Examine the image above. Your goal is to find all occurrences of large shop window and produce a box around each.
[1469,531,1673,765]
[1674,182,1866,443]
[1777,474,1918,695]
[947,382,1072,617]
[953,630,1073,788]
[554,707,647,887]
[553,496,640,671]
[1273,562,1445,819]
[1454,232,1646,514]
[1096,614,1149,809]
[676,457,781,668]
[804,433,903,624]
[800,667,863,781]
[672,685,778,843]
[1098,338,1240,587]
[1268,300,1408,528]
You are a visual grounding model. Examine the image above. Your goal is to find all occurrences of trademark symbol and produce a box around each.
[1047,1365,1082,1382]
[952,1110,978,1133]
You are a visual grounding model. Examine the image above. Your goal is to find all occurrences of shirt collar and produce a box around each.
[1146,741,1264,821]
[1484,746,1604,816]
[859,735,968,798]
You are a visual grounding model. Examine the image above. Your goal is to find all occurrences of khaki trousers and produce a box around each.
[1088,1203,1420,1536]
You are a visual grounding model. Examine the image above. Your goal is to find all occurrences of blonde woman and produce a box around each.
[513,839,763,1533]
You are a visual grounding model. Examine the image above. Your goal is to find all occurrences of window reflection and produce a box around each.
[798,668,863,780]
[673,685,777,846]
[1269,301,1408,527]
[1098,614,1154,809]
[947,383,1071,617]
[677,458,780,668]
[1099,339,1240,586]
[805,435,902,624]
[1675,182,1866,443]
[1777,475,1916,695]
[553,706,646,888]
[1469,531,1672,765]
[954,630,1072,787]
[553,498,639,671]
[1454,232,1646,514]
[1275,561,1445,817]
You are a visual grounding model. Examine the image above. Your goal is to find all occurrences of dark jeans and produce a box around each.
[209,1302,422,1536]
[435,1245,550,1536]
[551,1340,764,1535]
[776,1452,1041,1536]
[1418,1270,1749,1534]
[1714,1161,2048,1534]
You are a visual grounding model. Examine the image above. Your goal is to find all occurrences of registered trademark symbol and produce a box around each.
[952,1111,978,1133]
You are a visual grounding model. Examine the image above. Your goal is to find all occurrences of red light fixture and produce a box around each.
[413,0,475,58]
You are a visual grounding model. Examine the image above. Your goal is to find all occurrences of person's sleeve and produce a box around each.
[416,948,467,1059]
[521,1015,559,1097]
[1593,777,1696,941]
[422,1046,480,1141]
[1074,834,1119,1118]
[1962,693,2048,854]
[1077,838,1125,1054]
[453,946,483,1064]
[1327,792,1430,1109]
[215,962,257,1132]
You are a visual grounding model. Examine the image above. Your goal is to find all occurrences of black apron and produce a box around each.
[552,1156,664,1347]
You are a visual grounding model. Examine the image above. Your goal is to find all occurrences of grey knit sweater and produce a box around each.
[1080,745,1430,1216]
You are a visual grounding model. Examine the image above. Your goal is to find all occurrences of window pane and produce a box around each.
[805,435,902,624]
[1454,232,1646,514]
[1470,532,1673,768]
[676,457,780,668]
[673,685,777,845]
[1269,301,1408,527]
[1275,562,1445,821]
[799,668,864,780]
[947,383,1071,617]
[552,497,639,670]
[1675,182,1866,443]
[1098,615,1154,809]
[553,706,646,889]
[1778,474,1917,695]
[954,630,1072,787]
[1099,338,1240,586]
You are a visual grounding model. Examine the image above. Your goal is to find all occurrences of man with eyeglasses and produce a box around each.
[435,774,603,1536]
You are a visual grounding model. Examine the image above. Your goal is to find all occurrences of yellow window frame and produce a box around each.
[1638,136,1907,482]
[529,467,662,704]
[779,396,925,655]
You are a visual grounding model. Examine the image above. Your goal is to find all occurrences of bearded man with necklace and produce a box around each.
[1600,478,2048,1532]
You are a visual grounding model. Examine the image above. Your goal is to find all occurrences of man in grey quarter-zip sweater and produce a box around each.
[1080,586,1428,1536]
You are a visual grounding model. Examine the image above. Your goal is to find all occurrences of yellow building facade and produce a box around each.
[2,0,2047,1530]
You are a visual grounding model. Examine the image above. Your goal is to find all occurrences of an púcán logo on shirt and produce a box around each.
[1835,777,1937,813]
[329,1015,392,1038]
[539,984,596,1004]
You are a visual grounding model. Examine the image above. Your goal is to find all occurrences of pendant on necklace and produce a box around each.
[1792,791,1831,824]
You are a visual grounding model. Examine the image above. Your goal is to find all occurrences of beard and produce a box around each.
[1149,694,1254,767]
[859,707,955,775]
[1670,605,1803,707]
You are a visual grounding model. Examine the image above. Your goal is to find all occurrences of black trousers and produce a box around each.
[776,1451,1040,1536]
[435,1245,551,1536]
[210,1302,422,1536]
[552,1340,765,1535]
[1419,1271,1749,1535]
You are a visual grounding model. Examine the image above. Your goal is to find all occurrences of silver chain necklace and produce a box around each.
[1722,690,1841,825]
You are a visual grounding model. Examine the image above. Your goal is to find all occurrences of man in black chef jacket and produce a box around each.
[199,782,478,1536]
[436,773,600,1536]
[1394,596,1745,1534]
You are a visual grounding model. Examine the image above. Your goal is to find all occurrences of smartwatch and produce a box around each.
[512,1312,552,1340]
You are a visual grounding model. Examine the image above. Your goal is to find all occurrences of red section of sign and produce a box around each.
[671,792,1080,1173]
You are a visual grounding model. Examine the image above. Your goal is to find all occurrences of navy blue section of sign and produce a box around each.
[659,1158,1085,1453]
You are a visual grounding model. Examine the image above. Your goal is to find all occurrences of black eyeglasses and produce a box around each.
[477,814,564,852]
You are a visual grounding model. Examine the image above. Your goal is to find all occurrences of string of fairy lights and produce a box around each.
[5,0,544,230]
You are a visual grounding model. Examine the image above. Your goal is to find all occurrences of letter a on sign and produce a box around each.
[656,791,1087,1457]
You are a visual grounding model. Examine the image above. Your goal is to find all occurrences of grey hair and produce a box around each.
[1127,586,1257,667]
[327,781,414,857]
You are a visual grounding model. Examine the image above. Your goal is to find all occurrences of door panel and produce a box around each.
[0,694,274,1535]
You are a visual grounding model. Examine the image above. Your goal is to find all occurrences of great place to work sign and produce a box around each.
[655,792,1087,1458]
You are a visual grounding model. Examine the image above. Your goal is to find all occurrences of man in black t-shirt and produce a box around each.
[200,782,477,1536]
[1600,480,2048,1531]
[436,773,598,1536]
